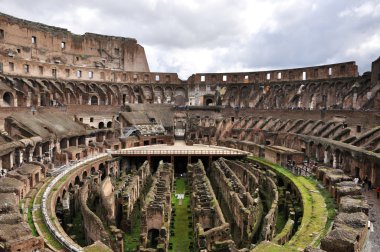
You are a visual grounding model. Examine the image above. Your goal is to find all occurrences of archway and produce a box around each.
[90,95,98,105]
[205,98,213,106]
[2,92,14,107]
[98,122,105,129]
[82,171,88,180]
[74,175,81,186]
[99,163,106,180]
[147,229,160,248]
[107,121,112,128]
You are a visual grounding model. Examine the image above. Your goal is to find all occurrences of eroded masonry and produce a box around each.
[0,12,379,252]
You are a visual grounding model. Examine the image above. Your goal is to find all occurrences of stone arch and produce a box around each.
[205,98,214,106]
[174,87,187,105]
[164,87,173,103]
[147,229,160,248]
[60,138,68,149]
[121,85,134,104]
[98,122,105,129]
[107,121,112,128]
[68,183,74,192]
[227,87,238,107]
[153,86,164,104]
[90,95,98,105]
[99,163,106,180]
[142,85,153,103]
[2,92,14,107]
[316,143,324,162]
[56,196,62,205]
[240,86,250,108]
[82,170,88,180]
[74,175,81,185]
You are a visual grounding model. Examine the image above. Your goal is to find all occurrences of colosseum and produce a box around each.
[0,11,379,252]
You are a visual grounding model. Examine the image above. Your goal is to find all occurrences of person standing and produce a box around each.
[368,179,372,191]
[376,186,380,199]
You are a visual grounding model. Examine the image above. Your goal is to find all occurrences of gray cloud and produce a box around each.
[0,0,379,79]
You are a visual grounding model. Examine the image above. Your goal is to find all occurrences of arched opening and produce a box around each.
[91,167,96,174]
[107,121,112,128]
[34,173,40,185]
[74,175,81,186]
[60,138,68,149]
[2,92,14,107]
[174,95,186,106]
[98,122,105,129]
[78,136,86,145]
[82,171,88,180]
[147,229,160,248]
[90,95,98,105]
[99,163,106,180]
[205,98,213,106]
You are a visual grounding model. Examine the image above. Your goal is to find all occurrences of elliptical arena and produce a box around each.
[0,12,379,252]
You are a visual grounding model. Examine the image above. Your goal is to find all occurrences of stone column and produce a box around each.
[332,153,337,168]
[26,92,32,107]
[324,150,330,164]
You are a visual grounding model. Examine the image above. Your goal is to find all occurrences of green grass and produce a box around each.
[275,210,287,233]
[124,207,142,251]
[248,156,330,251]
[27,198,38,236]
[308,177,337,245]
[33,178,64,250]
[169,178,192,252]
[67,212,87,246]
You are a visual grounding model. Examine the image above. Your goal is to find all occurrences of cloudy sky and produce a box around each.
[0,0,379,79]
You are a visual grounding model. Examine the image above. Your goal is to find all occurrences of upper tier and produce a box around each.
[0,12,150,73]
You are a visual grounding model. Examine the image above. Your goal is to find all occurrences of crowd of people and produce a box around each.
[286,159,317,176]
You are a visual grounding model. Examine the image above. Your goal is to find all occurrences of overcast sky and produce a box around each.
[0,0,379,79]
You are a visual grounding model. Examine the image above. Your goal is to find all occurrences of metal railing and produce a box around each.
[110,149,248,156]
[41,153,109,252]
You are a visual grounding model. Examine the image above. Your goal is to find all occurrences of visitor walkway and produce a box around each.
[363,189,380,252]
[41,153,109,252]
[110,141,249,157]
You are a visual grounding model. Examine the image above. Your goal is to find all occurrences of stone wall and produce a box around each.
[140,161,173,251]
[188,160,233,251]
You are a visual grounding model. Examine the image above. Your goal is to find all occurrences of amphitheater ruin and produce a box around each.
[0,12,379,252]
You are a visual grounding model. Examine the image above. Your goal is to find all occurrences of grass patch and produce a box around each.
[124,206,142,251]
[67,212,87,246]
[33,178,64,250]
[307,177,337,245]
[275,210,287,233]
[248,156,329,251]
[169,178,192,251]
[27,199,38,236]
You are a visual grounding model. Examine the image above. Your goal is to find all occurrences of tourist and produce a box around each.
[376,186,380,199]
[364,176,368,191]
[353,177,359,184]
[368,179,372,191]
[361,182,366,193]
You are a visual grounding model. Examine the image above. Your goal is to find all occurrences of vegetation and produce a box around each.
[248,156,332,251]
[124,176,153,251]
[124,206,142,251]
[33,178,64,250]
[67,212,87,246]
[169,178,192,251]
[27,198,38,236]
[275,210,287,234]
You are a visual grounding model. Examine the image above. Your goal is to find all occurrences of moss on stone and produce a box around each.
[248,156,330,251]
